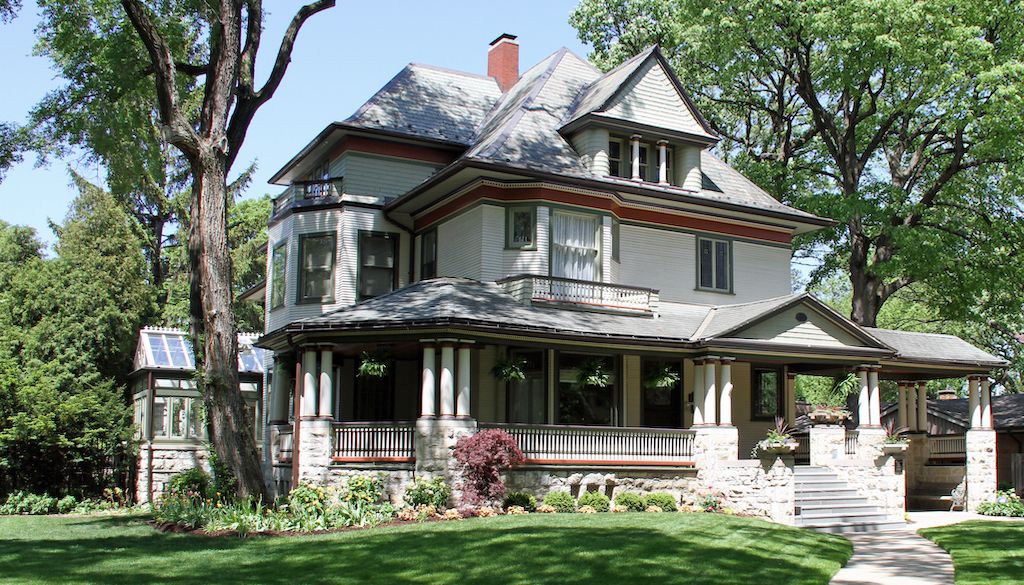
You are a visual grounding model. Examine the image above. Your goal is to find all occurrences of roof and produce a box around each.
[884,395,1024,431]
[865,328,1007,367]
[134,327,266,374]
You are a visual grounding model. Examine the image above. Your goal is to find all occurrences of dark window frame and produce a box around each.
[504,348,548,425]
[270,239,288,309]
[420,229,437,280]
[640,357,683,428]
[751,366,784,421]
[357,230,400,301]
[505,205,537,250]
[555,351,620,427]
[296,232,336,304]
[696,236,733,294]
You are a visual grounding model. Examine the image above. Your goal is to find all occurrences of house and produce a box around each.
[219,35,1004,528]
[130,327,266,503]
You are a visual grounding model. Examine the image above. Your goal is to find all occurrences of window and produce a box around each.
[642,358,682,428]
[607,138,675,185]
[753,368,782,420]
[420,230,437,279]
[298,233,335,303]
[358,231,398,300]
[557,353,616,426]
[354,360,395,421]
[637,143,650,181]
[611,219,620,261]
[506,350,546,424]
[551,212,601,282]
[188,398,206,440]
[152,397,167,438]
[697,237,731,292]
[506,206,536,249]
[608,139,623,177]
[270,241,287,309]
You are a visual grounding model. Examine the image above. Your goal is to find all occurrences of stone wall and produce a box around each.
[504,467,700,502]
[415,418,477,504]
[324,465,417,505]
[826,457,906,520]
[136,443,210,504]
[297,418,333,485]
[966,429,997,512]
[699,457,795,524]
[808,426,845,466]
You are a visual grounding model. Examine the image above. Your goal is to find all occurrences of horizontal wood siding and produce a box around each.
[569,127,610,176]
[736,307,865,348]
[480,205,504,282]
[437,206,483,279]
[340,207,411,305]
[604,60,705,136]
[502,205,549,279]
[339,153,439,200]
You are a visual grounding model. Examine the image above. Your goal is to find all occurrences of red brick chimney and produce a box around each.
[488,33,519,93]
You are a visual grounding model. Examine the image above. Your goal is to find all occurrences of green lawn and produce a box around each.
[0,512,851,585]
[920,520,1024,585]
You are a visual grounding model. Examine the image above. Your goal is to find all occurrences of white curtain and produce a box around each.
[551,213,599,281]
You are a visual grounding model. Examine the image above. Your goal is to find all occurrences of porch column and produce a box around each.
[981,378,992,429]
[270,360,290,423]
[968,376,981,428]
[692,359,706,426]
[785,372,797,427]
[718,358,734,426]
[704,357,718,426]
[301,349,318,417]
[868,367,881,426]
[439,343,456,418]
[630,135,642,180]
[917,382,928,432]
[456,344,473,418]
[657,140,669,184]
[857,366,870,427]
[318,348,333,418]
[420,343,436,418]
[897,382,908,430]
[906,383,918,431]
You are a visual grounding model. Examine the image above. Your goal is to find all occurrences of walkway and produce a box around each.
[829,512,1000,585]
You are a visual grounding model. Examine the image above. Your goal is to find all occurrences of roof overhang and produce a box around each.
[559,113,719,148]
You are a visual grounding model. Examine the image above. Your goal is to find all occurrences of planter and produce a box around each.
[881,442,909,455]
[808,409,849,426]
[756,440,799,456]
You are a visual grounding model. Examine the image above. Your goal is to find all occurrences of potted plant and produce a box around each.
[752,417,799,457]
[645,366,680,389]
[357,351,388,378]
[577,357,611,388]
[804,373,857,425]
[808,404,852,425]
[881,419,909,455]
[492,358,527,383]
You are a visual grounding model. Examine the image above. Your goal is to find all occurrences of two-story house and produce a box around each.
[254,35,1004,527]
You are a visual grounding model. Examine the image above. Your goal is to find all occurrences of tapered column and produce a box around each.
[917,382,928,432]
[868,367,881,426]
[704,358,718,426]
[857,367,870,427]
[271,361,290,423]
[785,372,797,427]
[692,359,705,426]
[981,378,992,429]
[456,345,472,418]
[968,376,981,428]
[420,345,436,418]
[719,358,733,426]
[657,140,669,184]
[439,344,456,418]
[630,134,642,180]
[301,349,318,417]
[318,349,333,418]
[897,382,908,430]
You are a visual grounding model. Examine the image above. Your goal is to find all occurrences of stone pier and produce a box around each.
[965,429,997,512]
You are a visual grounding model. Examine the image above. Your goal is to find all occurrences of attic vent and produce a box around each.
[795,312,808,323]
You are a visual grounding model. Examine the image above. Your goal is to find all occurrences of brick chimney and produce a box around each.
[488,33,519,93]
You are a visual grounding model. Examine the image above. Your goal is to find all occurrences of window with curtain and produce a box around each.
[698,237,731,292]
[551,212,600,282]
[270,241,287,309]
[359,231,398,300]
[298,233,336,303]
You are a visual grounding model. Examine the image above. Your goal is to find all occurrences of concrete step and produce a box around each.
[797,503,882,515]
[796,519,907,534]
[795,480,849,490]
[796,494,868,506]
[797,510,890,524]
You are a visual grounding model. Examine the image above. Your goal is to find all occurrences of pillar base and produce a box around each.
[855,427,886,460]
[415,417,478,506]
[297,418,333,485]
[808,425,846,465]
[965,429,997,512]
[693,425,738,463]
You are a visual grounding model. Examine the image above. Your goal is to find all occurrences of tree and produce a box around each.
[117,0,334,498]
[571,0,1024,328]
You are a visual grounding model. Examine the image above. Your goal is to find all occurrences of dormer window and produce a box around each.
[607,137,671,185]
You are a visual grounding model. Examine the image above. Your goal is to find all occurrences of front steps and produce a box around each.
[794,466,905,533]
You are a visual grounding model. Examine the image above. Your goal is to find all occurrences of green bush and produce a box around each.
[542,491,576,513]
[643,492,678,512]
[503,491,537,512]
[978,490,1024,517]
[614,491,645,512]
[166,467,212,499]
[0,491,58,515]
[403,477,451,509]
[344,474,384,505]
[288,483,332,519]
[56,495,78,514]
[577,491,610,513]
[208,450,236,500]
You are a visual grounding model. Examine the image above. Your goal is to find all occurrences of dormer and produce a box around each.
[561,46,717,192]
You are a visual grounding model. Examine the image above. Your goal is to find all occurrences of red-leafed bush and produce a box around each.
[453,429,525,505]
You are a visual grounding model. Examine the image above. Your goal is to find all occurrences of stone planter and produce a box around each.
[756,440,799,456]
[808,409,849,426]
[881,442,909,456]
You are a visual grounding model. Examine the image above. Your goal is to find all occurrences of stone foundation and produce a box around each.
[855,428,886,460]
[693,426,739,463]
[415,418,477,505]
[136,443,210,504]
[700,456,795,524]
[826,457,906,520]
[324,465,417,505]
[297,418,333,484]
[504,467,700,502]
[966,429,997,512]
[808,425,845,466]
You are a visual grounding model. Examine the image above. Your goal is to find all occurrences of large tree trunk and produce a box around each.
[848,221,882,328]
[189,147,267,500]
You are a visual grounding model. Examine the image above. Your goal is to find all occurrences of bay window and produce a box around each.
[270,241,287,309]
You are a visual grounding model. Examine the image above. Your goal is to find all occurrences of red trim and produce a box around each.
[414,184,792,244]
[332,456,416,464]
[523,458,695,467]
[329,136,456,166]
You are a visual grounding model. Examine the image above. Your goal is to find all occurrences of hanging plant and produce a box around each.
[492,358,527,382]
[357,351,388,378]
[577,358,611,388]
[645,366,680,389]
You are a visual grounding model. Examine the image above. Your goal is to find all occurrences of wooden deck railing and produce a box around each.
[481,423,695,466]
[929,435,966,457]
[276,428,293,463]
[333,422,415,463]
[498,274,659,314]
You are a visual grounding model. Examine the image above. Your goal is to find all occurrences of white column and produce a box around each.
[271,361,290,422]
[785,372,797,427]
[968,376,981,428]
[981,378,992,429]
[301,349,318,417]
[420,345,436,418]
[440,344,456,418]
[719,358,733,426]
[704,358,718,426]
[897,382,908,430]
[868,367,881,426]
[457,346,472,418]
[630,134,641,180]
[857,367,870,427]
[692,359,705,426]
[917,382,928,432]
[318,349,333,418]
[657,140,669,184]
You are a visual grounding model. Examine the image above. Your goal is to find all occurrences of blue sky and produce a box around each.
[0,1,589,245]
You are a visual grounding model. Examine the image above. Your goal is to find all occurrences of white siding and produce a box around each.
[502,205,548,279]
[736,306,866,348]
[335,153,439,200]
[569,127,610,176]
[436,206,483,278]
[601,215,613,283]
[481,205,504,281]
[604,59,706,137]
[341,207,410,304]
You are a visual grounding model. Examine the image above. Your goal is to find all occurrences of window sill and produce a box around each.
[694,286,735,295]
[297,297,335,305]
[505,245,538,251]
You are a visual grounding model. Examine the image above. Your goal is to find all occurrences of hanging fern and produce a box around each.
[492,358,527,382]
[357,351,388,378]
[577,357,612,388]
[645,366,680,389]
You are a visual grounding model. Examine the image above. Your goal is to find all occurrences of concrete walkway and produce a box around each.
[829,512,1001,585]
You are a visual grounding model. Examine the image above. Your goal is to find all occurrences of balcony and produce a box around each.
[498,274,659,315]
[272,177,343,214]
[481,423,695,466]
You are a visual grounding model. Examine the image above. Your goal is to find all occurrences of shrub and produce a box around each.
[288,483,332,518]
[453,429,525,505]
[0,491,57,515]
[542,491,576,513]
[536,504,556,513]
[643,492,677,512]
[698,489,727,513]
[506,505,528,515]
[344,474,385,505]
[578,505,597,514]
[645,505,663,513]
[404,477,451,509]
[208,451,236,501]
[503,491,537,512]
[166,467,212,499]
[56,495,78,514]
[577,491,610,513]
[614,491,645,512]
[978,490,1024,517]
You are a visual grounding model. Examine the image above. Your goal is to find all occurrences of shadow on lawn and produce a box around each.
[921,520,1024,585]
[0,515,850,585]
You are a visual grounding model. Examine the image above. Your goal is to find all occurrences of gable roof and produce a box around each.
[883,394,1024,431]
[865,328,1007,368]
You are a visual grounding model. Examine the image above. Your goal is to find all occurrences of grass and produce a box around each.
[920,520,1024,585]
[0,512,851,585]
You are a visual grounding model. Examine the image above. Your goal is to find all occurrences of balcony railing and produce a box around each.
[498,274,659,314]
[845,430,859,455]
[481,423,695,466]
[929,435,966,457]
[273,177,343,214]
[333,422,415,463]
[276,428,293,463]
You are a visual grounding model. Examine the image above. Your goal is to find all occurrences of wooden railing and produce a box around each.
[481,423,695,466]
[276,428,293,463]
[273,177,343,213]
[333,422,415,463]
[498,274,659,314]
[929,435,966,457]
[845,430,859,455]
[793,432,810,463]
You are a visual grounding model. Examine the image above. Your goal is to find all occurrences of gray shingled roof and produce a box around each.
[562,48,653,127]
[865,328,1005,367]
[884,395,1024,430]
